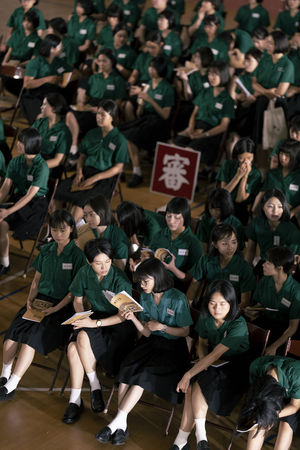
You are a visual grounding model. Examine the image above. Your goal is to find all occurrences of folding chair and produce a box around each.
[0,65,25,125]
[109,172,123,204]
[31,343,68,392]
[3,123,18,154]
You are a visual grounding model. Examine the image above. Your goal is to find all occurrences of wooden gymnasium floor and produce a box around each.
[0,0,300,448]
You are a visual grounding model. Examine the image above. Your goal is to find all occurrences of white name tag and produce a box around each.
[167,308,175,316]
[273,235,280,246]
[108,142,116,151]
[27,174,33,181]
[50,136,58,142]
[215,102,223,110]
[229,274,239,282]
[252,13,260,18]
[277,67,284,72]
[118,53,126,58]
[80,29,87,35]
[178,249,189,256]
[211,48,219,56]
[296,21,299,27]
[106,84,115,90]
[154,94,163,100]
[289,184,299,192]
[203,82,210,88]
[281,297,291,308]
[164,44,172,51]
[124,9,131,15]
[62,263,73,270]
[57,67,65,74]
[28,42,35,48]
[60,51,66,58]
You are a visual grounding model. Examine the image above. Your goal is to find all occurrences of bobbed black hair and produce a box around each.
[290,114,300,133]
[97,47,116,67]
[38,34,61,57]
[251,26,268,41]
[150,54,168,78]
[158,9,175,29]
[113,23,130,36]
[260,189,290,222]
[245,47,263,63]
[84,238,113,263]
[201,279,240,321]
[49,210,77,240]
[192,46,214,68]
[23,10,39,29]
[116,201,145,238]
[237,374,285,437]
[18,127,42,155]
[145,29,164,46]
[135,258,173,293]
[47,17,68,36]
[232,137,256,159]
[277,138,300,171]
[265,246,295,274]
[107,3,123,21]
[84,194,114,226]
[97,99,118,125]
[203,13,221,28]
[208,60,230,87]
[209,223,238,257]
[45,92,68,117]
[77,0,95,16]
[166,197,191,227]
[205,188,234,221]
[269,30,289,54]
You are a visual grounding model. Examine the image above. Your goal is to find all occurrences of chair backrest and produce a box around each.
[247,322,270,357]
[284,338,300,358]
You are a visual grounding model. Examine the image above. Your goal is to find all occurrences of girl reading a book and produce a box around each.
[96,257,192,446]
[61,238,135,425]
[172,279,249,450]
[0,210,86,401]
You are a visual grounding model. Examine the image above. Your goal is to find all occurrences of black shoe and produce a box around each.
[90,389,105,413]
[196,440,210,450]
[169,444,190,450]
[0,377,7,386]
[62,401,84,424]
[95,426,113,443]
[111,428,129,445]
[0,386,15,401]
[0,265,9,277]
[127,174,143,188]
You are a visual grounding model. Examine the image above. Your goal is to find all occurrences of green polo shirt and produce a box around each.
[256,53,294,90]
[60,36,80,67]
[235,4,270,34]
[149,226,202,277]
[193,87,235,126]
[32,118,72,160]
[168,0,185,16]
[74,0,105,14]
[195,315,249,359]
[25,55,71,79]
[79,126,129,171]
[7,29,40,62]
[141,7,180,32]
[69,264,132,313]
[7,6,46,31]
[87,69,127,100]
[102,44,136,70]
[67,15,96,48]
[253,275,300,323]
[137,209,166,246]
[112,0,140,27]
[246,216,300,259]
[32,240,86,301]
[188,71,210,98]
[287,50,300,87]
[261,168,300,209]
[138,288,193,340]
[190,35,229,61]
[91,224,129,260]
[250,356,300,398]
[142,78,174,115]
[162,31,182,58]
[190,254,256,302]
[233,29,253,54]
[0,151,6,179]
[97,24,114,48]
[191,11,224,41]
[6,153,49,197]
[216,160,262,203]
[196,214,245,250]
[236,72,254,95]
[274,10,300,37]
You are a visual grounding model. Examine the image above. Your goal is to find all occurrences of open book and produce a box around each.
[103,290,143,313]
[61,310,93,325]
[247,306,279,312]
[154,248,172,262]
[22,298,53,323]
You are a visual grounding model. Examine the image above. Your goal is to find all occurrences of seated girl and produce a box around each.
[67,0,96,59]
[61,238,135,424]
[234,0,270,35]
[245,246,300,356]
[157,10,181,63]
[237,355,300,450]
[96,4,123,50]
[189,14,228,61]
[96,258,192,446]
[274,0,300,38]
[0,210,86,401]
[47,17,80,67]
[5,0,46,42]
[188,224,256,309]
[149,197,202,292]
[173,279,250,450]
[0,128,49,276]
[78,194,129,270]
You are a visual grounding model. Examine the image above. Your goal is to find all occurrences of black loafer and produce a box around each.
[196,440,210,450]
[111,428,129,445]
[90,389,105,413]
[0,386,15,401]
[95,426,113,443]
[62,401,84,424]
[127,174,143,188]
[0,265,9,277]
[0,377,7,386]
[169,445,190,450]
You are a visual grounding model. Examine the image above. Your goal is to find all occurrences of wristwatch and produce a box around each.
[161,324,167,333]
[96,319,102,328]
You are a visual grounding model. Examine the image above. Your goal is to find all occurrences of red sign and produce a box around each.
[150,142,201,201]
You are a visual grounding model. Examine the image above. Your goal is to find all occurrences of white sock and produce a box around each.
[69,388,81,406]
[1,362,13,380]
[1,257,9,267]
[108,409,128,433]
[133,166,142,176]
[4,373,21,393]
[86,371,101,391]
[195,418,207,443]
[173,429,190,449]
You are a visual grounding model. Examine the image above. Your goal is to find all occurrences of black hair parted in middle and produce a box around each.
[18,127,42,155]
[84,194,114,226]
[201,279,240,321]
[84,238,113,263]
[260,189,291,222]
[209,223,238,257]
[232,137,256,159]
[208,60,230,87]
[166,197,191,227]
[205,188,234,221]
[277,138,300,171]
[49,210,77,240]
[135,258,174,293]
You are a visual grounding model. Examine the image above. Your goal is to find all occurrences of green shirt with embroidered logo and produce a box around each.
[193,87,235,126]
[32,118,72,160]
[7,29,40,62]
[256,53,294,89]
